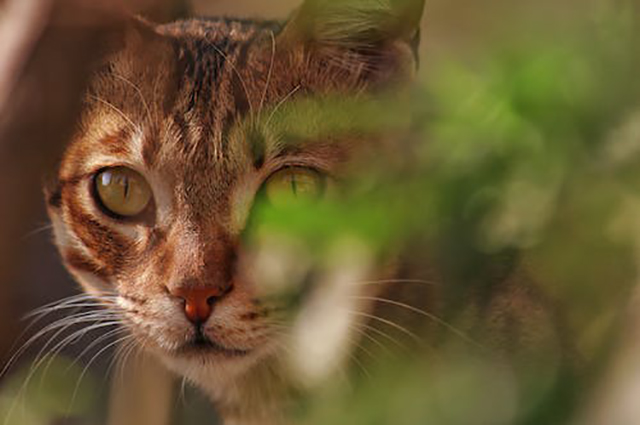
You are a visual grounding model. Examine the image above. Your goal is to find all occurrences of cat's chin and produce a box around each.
[156,339,281,404]
[150,331,274,375]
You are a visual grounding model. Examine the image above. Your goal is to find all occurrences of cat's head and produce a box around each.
[45,0,424,389]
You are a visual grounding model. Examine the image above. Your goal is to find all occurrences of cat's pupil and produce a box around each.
[121,177,130,199]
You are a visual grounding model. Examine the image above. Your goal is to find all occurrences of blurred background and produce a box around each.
[1,0,639,424]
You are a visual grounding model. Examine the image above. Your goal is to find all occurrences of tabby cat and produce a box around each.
[44,0,560,424]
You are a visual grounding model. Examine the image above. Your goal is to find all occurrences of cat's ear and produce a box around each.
[279,0,425,84]
[109,17,173,66]
[95,17,176,90]
[281,0,424,62]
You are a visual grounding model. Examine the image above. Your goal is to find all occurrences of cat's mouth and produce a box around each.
[176,326,252,358]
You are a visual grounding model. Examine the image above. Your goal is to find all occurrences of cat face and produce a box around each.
[46,0,424,389]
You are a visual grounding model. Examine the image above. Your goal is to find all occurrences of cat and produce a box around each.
[43,0,563,424]
[43,1,428,423]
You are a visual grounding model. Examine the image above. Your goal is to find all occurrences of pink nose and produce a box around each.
[171,286,228,324]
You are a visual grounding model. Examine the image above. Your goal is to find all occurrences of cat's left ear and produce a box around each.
[281,0,425,74]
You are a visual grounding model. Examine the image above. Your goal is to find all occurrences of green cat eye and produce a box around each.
[264,167,325,207]
[94,167,152,218]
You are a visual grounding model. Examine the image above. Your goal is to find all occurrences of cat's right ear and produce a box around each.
[85,16,177,106]
[100,17,174,80]
[283,0,424,46]
[280,0,425,77]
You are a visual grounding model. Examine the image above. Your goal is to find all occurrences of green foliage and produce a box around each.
[253,4,640,424]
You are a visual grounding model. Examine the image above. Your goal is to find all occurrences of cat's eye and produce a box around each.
[264,167,325,207]
[94,167,152,218]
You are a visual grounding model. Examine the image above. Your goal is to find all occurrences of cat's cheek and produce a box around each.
[49,212,76,253]
[49,216,112,293]
[71,269,114,296]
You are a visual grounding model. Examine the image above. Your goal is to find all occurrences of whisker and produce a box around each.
[350,278,440,287]
[37,325,123,396]
[3,319,120,425]
[358,321,410,353]
[24,300,116,325]
[24,296,118,331]
[112,73,153,125]
[349,323,391,355]
[351,296,485,350]
[258,30,277,121]
[3,296,106,373]
[106,338,133,379]
[206,41,255,119]
[24,293,115,320]
[21,223,53,240]
[265,84,301,129]
[30,311,119,340]
[268,324,373,383]
[348,310,423,345]
[87,95,141,134]
[345,332,379,366]
[120,341,146,390]
[108,338,139,391]
[179,376,189,408]
[66,326,125,371]
[1,310,118,380]
[66,334,134,418]
[31,321,122,389]
[342,342,372,381]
